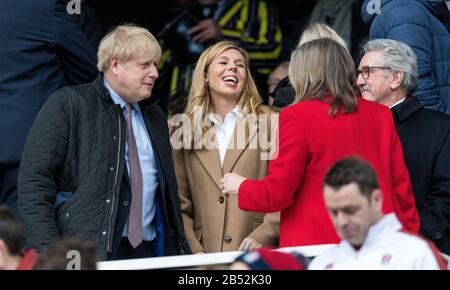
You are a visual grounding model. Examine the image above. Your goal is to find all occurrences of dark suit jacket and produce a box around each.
[392,97,450,254]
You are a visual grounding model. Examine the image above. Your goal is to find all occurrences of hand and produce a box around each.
[239,237,262,251]
[188,19,222,43]
[220,173,246,195]
[195,251,206,254]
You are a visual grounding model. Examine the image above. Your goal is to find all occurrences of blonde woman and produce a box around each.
[171,41,279,253]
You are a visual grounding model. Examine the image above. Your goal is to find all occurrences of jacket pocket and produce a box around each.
[54,191,74,211]
[55,191,81,236]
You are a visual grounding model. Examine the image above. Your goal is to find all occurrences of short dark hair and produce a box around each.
[323,156,379,199]
[0,206,23,256]
[35,238,97,270]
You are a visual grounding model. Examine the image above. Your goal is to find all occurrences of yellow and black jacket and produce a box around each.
[157,0,283,114]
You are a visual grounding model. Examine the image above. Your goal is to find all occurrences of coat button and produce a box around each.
[123,200,129,207]
[224,236,232,243]
[102,231,107,236]
[65,213,70,217]
[106,199,111,204]
[435,232,442,240]
[113,136,117,140]
[218,196,224,204]
[110,166,114,171]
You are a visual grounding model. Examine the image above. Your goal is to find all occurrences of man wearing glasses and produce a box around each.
[357,39,450,255]
[361,0,449,114]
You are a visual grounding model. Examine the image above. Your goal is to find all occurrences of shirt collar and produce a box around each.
[389,97,406,109]
[207,105,240,126]
[341,213,402,254]
[103,78,139,111]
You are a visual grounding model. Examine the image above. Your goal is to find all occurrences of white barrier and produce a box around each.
[97,244,336,270]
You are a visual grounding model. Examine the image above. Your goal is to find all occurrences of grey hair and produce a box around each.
[363,39,418,95]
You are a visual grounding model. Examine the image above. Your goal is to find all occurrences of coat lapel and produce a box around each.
[222,118,258,173]
[193,127,223,189]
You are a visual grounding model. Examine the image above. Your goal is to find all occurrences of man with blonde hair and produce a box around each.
[18,25,191,261]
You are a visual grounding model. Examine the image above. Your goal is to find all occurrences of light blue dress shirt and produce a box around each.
[104,79,158,242]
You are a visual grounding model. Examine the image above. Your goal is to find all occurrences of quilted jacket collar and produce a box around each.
[93,73,160,112]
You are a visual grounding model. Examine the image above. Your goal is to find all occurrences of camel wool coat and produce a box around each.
[172,105,280,253]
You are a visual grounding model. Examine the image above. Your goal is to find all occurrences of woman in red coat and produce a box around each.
[221,38,420,248]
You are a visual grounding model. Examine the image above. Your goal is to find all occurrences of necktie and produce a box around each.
[125,103,143,248]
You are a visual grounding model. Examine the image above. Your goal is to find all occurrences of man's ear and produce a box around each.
[371,189,383,212]
[110,57,120,74]
[390,70,403,90]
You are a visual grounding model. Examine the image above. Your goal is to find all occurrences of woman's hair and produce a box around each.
[184,41,262,135]
[298,23,348,52]
[97,24,161,72]
[289,38,357,116]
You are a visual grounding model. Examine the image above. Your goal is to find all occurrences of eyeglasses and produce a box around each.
[357,66,391,79]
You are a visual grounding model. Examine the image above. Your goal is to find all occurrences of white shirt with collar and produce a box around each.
[103,79,158,242]
[389,97,406,109]
[207,106,240,167]
[308,213,447,270]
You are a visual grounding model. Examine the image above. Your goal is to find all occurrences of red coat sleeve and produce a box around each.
[389,113,420,233]
[238,107,309,212]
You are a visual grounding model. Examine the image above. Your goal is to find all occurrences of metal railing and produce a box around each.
[97,244,336,270]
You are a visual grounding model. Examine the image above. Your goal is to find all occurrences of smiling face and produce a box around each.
[111,54,159,103]
[205,48,247,102]
[324,183,382,248]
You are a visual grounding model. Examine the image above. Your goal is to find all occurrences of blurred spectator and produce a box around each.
[309,157,448,270]
[18,25,190,261]
[157,0,283,114]
[271,77,294,109]
[78,0,176,51]
[309,0,369,61]
[272,23,350,108]
[35,238,97,270]
[0,0,98,215]
[221,38,419,248]
[358,39,450,254]
[171,41,279,254]
[79,0,105,50]
[298,23,349,50]
[267,62,289,106]
[361,0,450,114]
[0,205,37,270]
[230,248,308,270]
